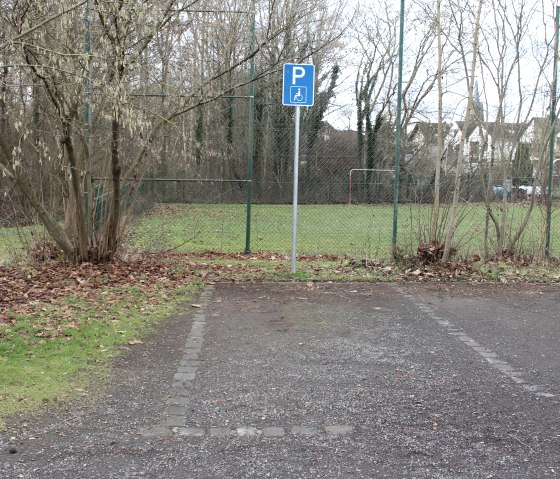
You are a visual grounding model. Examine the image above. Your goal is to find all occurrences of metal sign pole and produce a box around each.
[282,63,314,273]
[292,105,301,273]
[546,5,560,258]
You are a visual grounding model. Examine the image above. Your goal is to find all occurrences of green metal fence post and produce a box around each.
[244,0,256,254]
[546,5,560,258]
[84,0,93,245]
[392,0,405,252]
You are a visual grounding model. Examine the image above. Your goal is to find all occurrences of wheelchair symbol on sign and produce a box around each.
[290,86,307,103]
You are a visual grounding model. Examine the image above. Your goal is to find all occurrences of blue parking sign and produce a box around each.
[282,63,315,107]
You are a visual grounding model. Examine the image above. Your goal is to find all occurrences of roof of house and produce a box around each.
[408,122,452,142]
[453,121,529,143]
[455,121,477,139]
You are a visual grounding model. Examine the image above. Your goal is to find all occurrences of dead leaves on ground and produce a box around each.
[0,260,194,324]
[1,251,554,328]
[0,253,296,327]
[192,251,340,262]
[0,253,346,328]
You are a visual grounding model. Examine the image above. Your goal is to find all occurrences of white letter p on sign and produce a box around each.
[292,66,305,84]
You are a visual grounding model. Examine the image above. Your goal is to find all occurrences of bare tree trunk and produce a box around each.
[0,134,75,257]
[61,116,88,261]
[442,0,484,263]
[430,0,443,243]
[106,114,121,258]
[0,67,9,136]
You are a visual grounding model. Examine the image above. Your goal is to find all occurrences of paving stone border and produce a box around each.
[139,286,357,439]
[139,286,213,438]
[142,424,356,439]
[395,286,555,399]
[173,425,355,439]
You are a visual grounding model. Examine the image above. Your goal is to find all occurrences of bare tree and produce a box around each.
[353,0,440,203]
[442,0,484,263]
[0,0,348,262]
[478,0,553,257]
[429,0,444,243]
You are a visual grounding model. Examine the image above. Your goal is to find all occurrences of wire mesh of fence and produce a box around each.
[106,99,400,259]
[1,78,560,263]
[2,0,560,265]
[107,173,558,261]
[1,70,560,264]
[2,163,560,264]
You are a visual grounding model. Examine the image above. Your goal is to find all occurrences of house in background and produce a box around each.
[406,122,453,178]
[460,122,529,175]
[409,117,560,181]
[519,117,560,179]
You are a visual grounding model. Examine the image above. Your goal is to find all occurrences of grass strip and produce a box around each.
[0,278,201,427]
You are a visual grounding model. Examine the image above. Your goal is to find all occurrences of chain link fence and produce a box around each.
[103,91,560,262]
[2,83,560,264]
[110,100,398,259]
[2,158,560,264]
[78,94,546,260]
[113,170,559,261]
[2,82,560,264]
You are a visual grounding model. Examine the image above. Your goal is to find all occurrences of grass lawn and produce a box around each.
[127,203,407,257]
[0,223,47,265]
[0,261,201,427]
[126,202,560,259]
[1,202,560,264]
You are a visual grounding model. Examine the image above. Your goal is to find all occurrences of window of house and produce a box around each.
[470,141,479,157]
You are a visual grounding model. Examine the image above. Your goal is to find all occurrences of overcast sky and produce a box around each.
[325,0,559,130]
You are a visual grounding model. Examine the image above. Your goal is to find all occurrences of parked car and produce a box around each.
[517,185,542,196]
[492,183,541,200]
[492,182,512,200]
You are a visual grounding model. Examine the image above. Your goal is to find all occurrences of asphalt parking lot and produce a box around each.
[2,281,559,478]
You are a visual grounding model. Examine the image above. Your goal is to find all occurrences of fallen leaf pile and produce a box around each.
[0,259,194,323]
[190,251,340,262]
[1,251,556,328]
